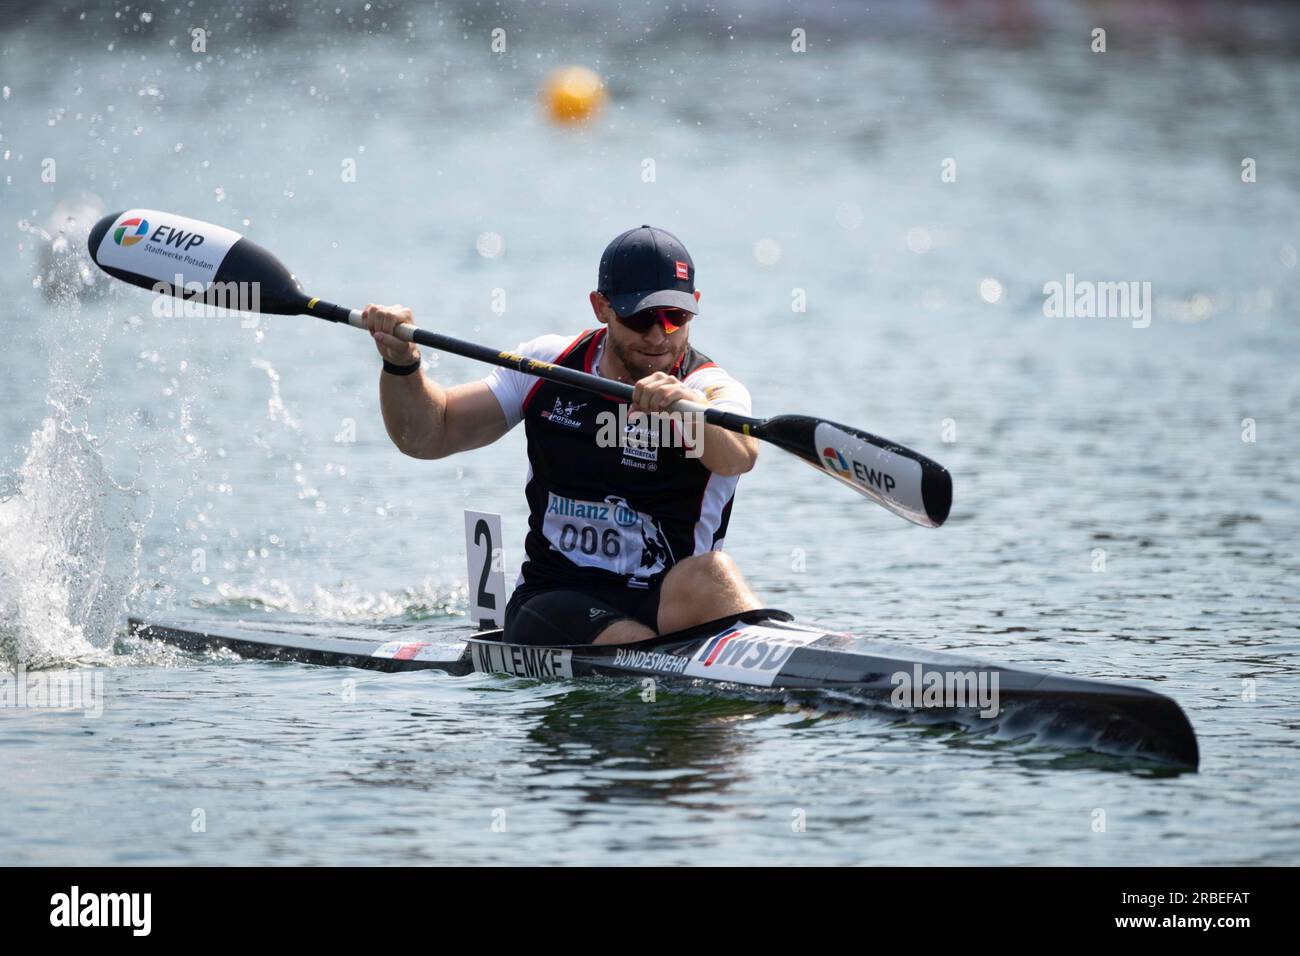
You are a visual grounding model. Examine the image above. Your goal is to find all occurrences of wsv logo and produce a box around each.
[113,215,206,251]
[695,628,803,672]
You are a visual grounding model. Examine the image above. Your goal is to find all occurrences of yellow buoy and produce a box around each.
[541,65,606,125]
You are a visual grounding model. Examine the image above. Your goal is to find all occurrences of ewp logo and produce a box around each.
[113,216,149,247]
[821,447,851,478]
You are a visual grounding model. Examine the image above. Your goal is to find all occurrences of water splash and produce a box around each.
[0,417,144,669]
[250,358,301,432]
[22,193,111,306]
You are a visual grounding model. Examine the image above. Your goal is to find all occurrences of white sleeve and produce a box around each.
[684,365,753,416]
[481,333,578,429]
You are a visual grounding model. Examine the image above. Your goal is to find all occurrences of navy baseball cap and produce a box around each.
[597,225,698,317]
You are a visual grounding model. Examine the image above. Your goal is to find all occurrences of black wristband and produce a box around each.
[382,356,421,376]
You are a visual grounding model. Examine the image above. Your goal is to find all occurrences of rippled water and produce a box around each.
[1,2,1298,865]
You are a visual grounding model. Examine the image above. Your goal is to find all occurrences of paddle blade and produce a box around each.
[87,209,307,315]
[756,415,953,527]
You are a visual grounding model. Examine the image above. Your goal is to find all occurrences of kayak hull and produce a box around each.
[126,610,1199,768]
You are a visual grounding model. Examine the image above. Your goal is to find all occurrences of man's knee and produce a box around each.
[681,550,740,584]
[668,551,752,606]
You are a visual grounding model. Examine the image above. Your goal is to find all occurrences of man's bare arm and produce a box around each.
[368,304,509,460]
[380,374,507,459]
[694,412,759,477]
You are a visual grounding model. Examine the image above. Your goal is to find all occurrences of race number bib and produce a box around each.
[542,493,672,582]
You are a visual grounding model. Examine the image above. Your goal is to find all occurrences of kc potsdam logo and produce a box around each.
[113,216,149,247]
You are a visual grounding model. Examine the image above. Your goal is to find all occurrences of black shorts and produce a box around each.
[504,582,662,646]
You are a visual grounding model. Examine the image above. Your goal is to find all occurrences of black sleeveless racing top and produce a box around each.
[515,328,742,591]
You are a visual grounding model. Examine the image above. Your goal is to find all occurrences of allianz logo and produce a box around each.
[546,494,641,528]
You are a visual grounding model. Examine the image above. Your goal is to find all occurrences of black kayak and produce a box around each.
[127,609,1199,769]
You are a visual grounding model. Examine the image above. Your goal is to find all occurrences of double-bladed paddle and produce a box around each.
[88,208,952,527]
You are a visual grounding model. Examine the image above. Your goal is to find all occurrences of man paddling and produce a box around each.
[367,225,763,645]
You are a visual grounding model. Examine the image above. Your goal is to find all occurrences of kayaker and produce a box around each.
[367,225,762,645]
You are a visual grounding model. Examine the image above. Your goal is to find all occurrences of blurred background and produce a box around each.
[0,0,1297,864]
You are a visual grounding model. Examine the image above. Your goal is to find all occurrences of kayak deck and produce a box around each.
[126,610,1199,768]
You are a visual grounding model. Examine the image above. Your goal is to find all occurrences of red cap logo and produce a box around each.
[675,260,690,281]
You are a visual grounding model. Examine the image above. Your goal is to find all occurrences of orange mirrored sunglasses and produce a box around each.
[617,306,694,334]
